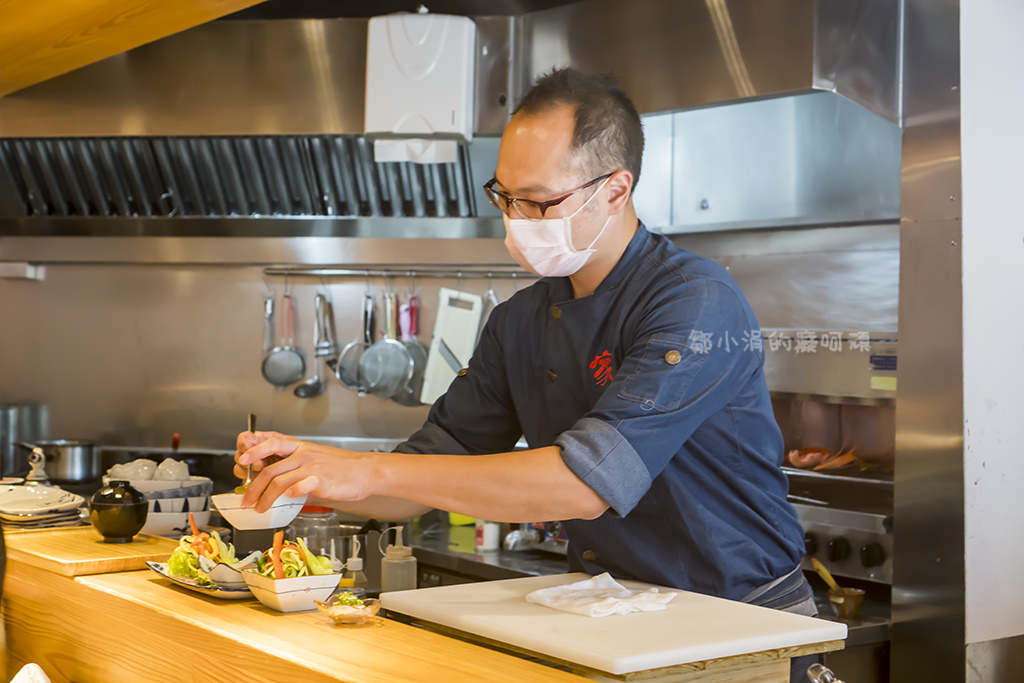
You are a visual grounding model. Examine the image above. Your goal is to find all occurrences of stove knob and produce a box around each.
[860,542,887,568]
[827,537,851,562]
[804,533,818,555]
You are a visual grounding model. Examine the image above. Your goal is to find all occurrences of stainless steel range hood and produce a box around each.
[0,0,901,236]
[0,136,480,220]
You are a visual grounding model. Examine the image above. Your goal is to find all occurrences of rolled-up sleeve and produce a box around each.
[395,303,522,456]
[556,279,761,516]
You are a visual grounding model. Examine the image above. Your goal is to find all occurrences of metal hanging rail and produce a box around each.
[262,264,535,280]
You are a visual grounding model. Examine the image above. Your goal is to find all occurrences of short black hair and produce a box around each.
[514,68,644,193]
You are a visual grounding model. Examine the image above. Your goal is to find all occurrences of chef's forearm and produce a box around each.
[368,447,609,523]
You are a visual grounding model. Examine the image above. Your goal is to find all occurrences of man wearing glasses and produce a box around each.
[236,68,812,674]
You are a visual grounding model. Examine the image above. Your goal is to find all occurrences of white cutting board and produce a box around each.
[419,287,483,405]
[381,573,846,676]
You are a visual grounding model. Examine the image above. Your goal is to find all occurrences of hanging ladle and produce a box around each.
[295,294,329,398]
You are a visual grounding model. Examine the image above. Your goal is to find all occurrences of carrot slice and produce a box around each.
[271,530,285,580]
[188,512,199,537]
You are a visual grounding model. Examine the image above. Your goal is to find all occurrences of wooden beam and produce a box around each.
[0,0,268,97]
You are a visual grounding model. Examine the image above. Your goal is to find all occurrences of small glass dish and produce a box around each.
[314,597,381,625]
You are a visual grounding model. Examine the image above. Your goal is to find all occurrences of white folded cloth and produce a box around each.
[525,572,678,617]
[11,664,52,683]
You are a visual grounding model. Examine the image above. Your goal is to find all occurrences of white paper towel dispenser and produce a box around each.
[365,11,476,164]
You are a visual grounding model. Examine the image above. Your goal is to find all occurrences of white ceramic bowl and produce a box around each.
[242,569,342,612]
[198,551,261,588]
[103,475,213,494]
[141,510,210,538]
[210,492,308,530]
[147,495,209,514]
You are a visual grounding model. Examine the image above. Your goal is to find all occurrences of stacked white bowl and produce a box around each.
[103,459,213,537]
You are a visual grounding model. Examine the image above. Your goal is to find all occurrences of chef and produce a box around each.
[237,68,813,671]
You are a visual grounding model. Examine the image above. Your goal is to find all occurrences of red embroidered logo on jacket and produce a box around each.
[589,350,614,386]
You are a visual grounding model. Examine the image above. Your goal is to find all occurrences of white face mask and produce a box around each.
[503,178,612,278]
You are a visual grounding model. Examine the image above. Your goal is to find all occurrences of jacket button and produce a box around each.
[582,550,597,562]
[665,349,682,365]
[551,306,561,320]
[545,369,557,383]
[457,368,468,377]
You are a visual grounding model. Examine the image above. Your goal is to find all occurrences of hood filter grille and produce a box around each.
[0,136,476,219]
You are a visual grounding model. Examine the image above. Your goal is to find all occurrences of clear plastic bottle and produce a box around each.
[342,537,370,593]
[380,525,417,593]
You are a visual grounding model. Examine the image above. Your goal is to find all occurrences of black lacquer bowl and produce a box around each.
[89,480,148,543]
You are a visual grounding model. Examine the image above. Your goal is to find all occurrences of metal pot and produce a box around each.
[1,404,48,477]
[21,440,99,482]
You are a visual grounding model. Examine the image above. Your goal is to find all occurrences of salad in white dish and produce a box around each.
[253,530,334,579]
[167,513,240,586]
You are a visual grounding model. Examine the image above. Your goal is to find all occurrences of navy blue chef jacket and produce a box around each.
[397,223,805,601]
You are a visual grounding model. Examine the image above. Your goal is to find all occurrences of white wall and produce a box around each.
[961,0,1024,644]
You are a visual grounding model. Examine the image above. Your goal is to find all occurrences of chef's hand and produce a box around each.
[234,431,374,513]
[233,430,287,478]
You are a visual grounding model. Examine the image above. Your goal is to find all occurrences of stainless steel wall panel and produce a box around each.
[0,221,899,448]
[0,20,369,138]
[673,223,899,333]
[763,337,897,400]
[812,0,901,123]
[0,261,525,448]
[893,0,964,680]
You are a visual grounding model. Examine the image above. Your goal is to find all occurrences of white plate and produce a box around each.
[0,486,85,515]
[0,506,85,522]
[146,561,254,600]
[2,517,86,530]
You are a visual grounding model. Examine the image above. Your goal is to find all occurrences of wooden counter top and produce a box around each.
[5,526,178,576]
[3,557,585,683]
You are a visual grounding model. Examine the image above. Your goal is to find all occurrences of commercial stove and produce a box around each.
[786,467,893,585]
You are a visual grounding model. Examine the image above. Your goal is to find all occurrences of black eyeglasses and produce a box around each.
[483,173,614,221]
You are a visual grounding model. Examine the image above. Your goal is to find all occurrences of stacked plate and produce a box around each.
[0,485,86,529]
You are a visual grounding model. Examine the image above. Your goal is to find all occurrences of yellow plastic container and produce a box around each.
[448,512,475,526]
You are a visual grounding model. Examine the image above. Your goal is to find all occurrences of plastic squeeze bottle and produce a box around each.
[380,525,417,592]
[342,537,369,594]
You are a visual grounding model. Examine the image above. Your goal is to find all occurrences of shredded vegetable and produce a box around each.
[333,592,364,607]
[254,533,334,579]
[166,513,239,585]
